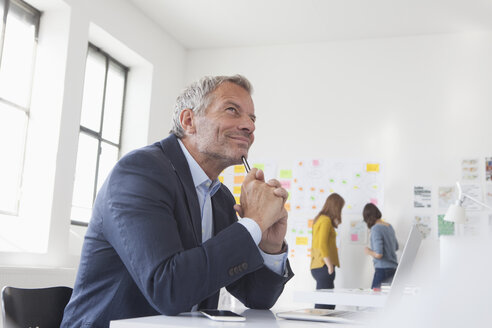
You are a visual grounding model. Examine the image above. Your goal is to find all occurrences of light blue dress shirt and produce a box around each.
[177,139,287,275]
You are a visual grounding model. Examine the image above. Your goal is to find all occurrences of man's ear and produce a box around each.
[179,108,196,134]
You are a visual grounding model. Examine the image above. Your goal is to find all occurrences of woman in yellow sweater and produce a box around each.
[310,193,345,309]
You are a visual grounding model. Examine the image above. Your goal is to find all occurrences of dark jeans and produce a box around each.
[311,265,336,309]
[371,267,396,289]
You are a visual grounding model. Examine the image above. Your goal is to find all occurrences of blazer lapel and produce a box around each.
[159,134,202,245]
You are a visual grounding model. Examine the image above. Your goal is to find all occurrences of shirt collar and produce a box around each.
[177,138,221,196]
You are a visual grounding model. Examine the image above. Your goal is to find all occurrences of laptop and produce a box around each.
[276,224,424,324]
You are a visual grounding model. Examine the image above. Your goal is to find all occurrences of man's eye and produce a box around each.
[226,107,238,113]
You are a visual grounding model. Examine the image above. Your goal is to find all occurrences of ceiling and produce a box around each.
[128,0,492,50]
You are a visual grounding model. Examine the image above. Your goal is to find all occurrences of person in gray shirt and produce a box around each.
[363,203,399,290]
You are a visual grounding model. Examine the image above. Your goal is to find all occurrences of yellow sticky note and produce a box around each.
[218,176,224,183]
[234,165,245,173]
[234,175,245,184]
[233,186,241,194]
[366,163,380,172]
[296,237,308,245]
[234,196,240,204]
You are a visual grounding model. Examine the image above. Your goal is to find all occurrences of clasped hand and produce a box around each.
[234,168,288,254]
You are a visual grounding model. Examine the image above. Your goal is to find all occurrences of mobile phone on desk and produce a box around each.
[200,309,245,321]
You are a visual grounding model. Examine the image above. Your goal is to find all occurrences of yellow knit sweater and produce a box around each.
[310,214,340,269]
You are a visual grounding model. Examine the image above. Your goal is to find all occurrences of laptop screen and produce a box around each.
[385,224,424,305]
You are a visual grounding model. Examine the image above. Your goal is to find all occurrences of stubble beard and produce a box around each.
[198,135,248,170]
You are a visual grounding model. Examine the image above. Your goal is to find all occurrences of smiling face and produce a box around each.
[181,82,256,177]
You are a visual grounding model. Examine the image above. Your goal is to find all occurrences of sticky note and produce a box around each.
[296,237,308,245]
[253,163,265,170]
[279,169,293,179]
[234,175,245,184]
[234,196,240,204]
[284,203,291,211]
[366,163,380,172]
[234,165,245,173]
[312,159,320,166]
[351,234,359,242]
[370,198,378,205]
[307,219,313,228]
[233,186,241,194]
[218,176,224,183]
[280,180,291,189]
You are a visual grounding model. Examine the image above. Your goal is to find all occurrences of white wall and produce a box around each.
[185,32,492,306]
[0,0,185,290]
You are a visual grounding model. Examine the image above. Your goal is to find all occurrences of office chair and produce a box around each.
[1,286,72,328]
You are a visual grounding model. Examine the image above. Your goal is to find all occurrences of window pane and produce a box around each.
[0,102,28,213]
[80,48,105,132]
[97,142,119,192]
[102,62,125,144]
[0,2,4,42]
[0,1,37,107]
[71,133,98,223]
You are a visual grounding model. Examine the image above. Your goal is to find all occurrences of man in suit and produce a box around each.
[61,75,294,327]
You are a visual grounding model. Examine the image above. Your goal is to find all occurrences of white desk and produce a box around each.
[294,289,388,308]
[110,309,361,328]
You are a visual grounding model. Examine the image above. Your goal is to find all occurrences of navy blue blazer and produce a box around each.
[61,134,293,328]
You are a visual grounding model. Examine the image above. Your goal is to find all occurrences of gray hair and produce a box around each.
[170,74,253,137]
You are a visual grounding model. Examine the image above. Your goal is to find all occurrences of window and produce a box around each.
[0,0,40,215]
[71,45,127,226]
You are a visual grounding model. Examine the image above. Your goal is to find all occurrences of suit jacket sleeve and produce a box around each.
[102,148,292,315]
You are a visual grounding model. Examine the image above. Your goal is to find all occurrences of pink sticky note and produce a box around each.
[351,234,358,242]
[313,159,320,166]
[370,198,378,205]
[280,180,291,189]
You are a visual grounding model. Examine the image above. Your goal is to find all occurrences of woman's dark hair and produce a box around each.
[363,203,382,229]
[313,193,345,228]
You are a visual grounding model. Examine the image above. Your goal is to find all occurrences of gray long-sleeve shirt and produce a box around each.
[370,223,399,269]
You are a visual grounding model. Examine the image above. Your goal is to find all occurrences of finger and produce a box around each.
[243,168,259,184]
[233,204,244,218]
[273,187,288,202]
[266,178,281,188]
[255,169,265,182]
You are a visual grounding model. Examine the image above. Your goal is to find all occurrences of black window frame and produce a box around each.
[70,44,128,227]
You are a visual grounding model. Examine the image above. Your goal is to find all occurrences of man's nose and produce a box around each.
[238,114,255,133]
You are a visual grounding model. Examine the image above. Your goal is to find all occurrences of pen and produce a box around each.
[241,156,251,173]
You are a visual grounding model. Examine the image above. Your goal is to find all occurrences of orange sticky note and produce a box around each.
[307,219,313,228]
[234,175,245,184]
[284,203,291,211]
